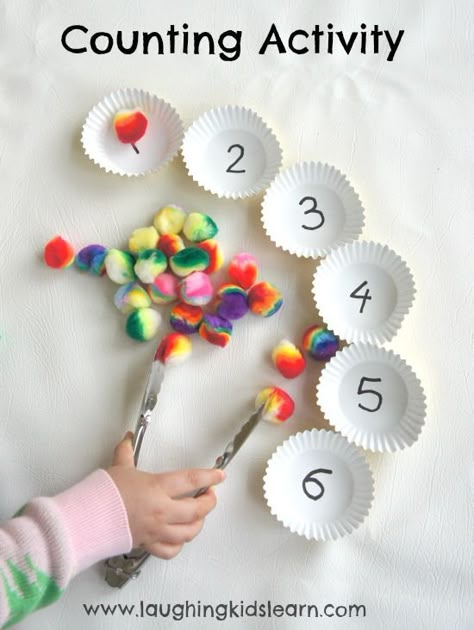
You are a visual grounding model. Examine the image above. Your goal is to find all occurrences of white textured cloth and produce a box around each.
[0,0,472,628]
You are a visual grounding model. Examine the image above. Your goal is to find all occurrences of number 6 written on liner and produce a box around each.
[302,468,333,501]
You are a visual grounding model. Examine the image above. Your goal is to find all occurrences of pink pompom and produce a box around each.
[179,271,214,306]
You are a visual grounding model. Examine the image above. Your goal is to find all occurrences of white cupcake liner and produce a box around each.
[263,429,374,541]
[312,240,415,344]
[181,106,282,199]
[317,344,426,452]
[261,162,365,258]
[81,88,184,176]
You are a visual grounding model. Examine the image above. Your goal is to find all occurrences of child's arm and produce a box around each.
[0,433,224,628]
[0,467,131,628]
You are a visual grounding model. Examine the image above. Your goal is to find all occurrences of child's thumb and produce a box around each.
[112,432,135,467]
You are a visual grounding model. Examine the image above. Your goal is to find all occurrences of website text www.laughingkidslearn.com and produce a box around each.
[83,599,367,622]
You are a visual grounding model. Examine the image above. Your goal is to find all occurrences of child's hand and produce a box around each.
[107,433,225,560]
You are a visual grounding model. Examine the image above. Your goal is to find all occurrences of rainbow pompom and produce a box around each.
[114,282,151,314]
[134,249,167,284]
[44,236,75,269]
[148,273,178,305]
[105,249,136,285]
[153,205,186,235]
[157,233,185,258]
[75,244,107,275]
[128,226,159,254]
[255,386,295,423]
[179,271,214,306]
[216,283,249,320]
[183,212,218,242]
[170,247,209,277]
[228,252,258,290]
[271,340,306,379]
[199,314,232,347]
[155,332,192,366]
[248,281,283,317]
[196,239,224,273]
[169,303,203,335]
[125,308,161,341]
[302,325,339,361]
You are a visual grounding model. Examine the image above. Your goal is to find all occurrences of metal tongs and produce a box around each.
[131,358,166,465]
[104,402,267,587]
[104,349,165,586]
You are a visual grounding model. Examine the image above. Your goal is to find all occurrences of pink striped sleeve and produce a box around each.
[0,469,132,628]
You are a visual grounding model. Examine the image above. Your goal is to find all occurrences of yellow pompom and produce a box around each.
[128,226,159,254]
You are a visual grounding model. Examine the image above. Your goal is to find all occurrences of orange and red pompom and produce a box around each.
[196,239,224,274]
[271,339,306,379]
[43,236,75,269]
[154,332,192,366]
[255,386,295,423]
[228,252,258,290]
[248,281,283,317]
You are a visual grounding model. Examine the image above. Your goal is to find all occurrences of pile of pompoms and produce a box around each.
[271,325,340,380]
[44,205,283,345]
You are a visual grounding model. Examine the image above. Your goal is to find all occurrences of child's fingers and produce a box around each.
[158,468,225,498]
[168,491,217,524]
[146,541,183,560]
[112,432,135,468]
[157,520,205,546]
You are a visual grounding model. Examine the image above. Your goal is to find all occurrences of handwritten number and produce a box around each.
[357,377,383,412]
[300,196,325,230]
[350,280,372,313]
[302,468,333,501]
[226,144,246,173]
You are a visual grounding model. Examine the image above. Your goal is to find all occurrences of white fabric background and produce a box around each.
[0,1,472,628]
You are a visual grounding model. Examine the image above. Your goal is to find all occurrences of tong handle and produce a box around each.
[104,549,151,588]
[105,456,225,587]
[193,454,227,497]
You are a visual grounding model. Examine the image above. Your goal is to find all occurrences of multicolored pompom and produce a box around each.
[147,273,178,305]
[179,271,214,306]
[196,239,224,273]
[215,284,249,320]
[153,205,186,235]
[199,314,232,348]
[255,386,295,423]
[105,249,136,284]
[302,325,340,361]
[154,332,192,366]
[228,252,258,290]
[114,282,151,314]
[125,308,161,341]
[248,281,283,317]
[75,244,108,276]
[44,236,75,269]
[128,226,159,254]
[183,212,218,242]
[170,247,209,277]
[157,233,185,258]
[134,249,167,284]
[271,339,306,379]
[169,303,203,335]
